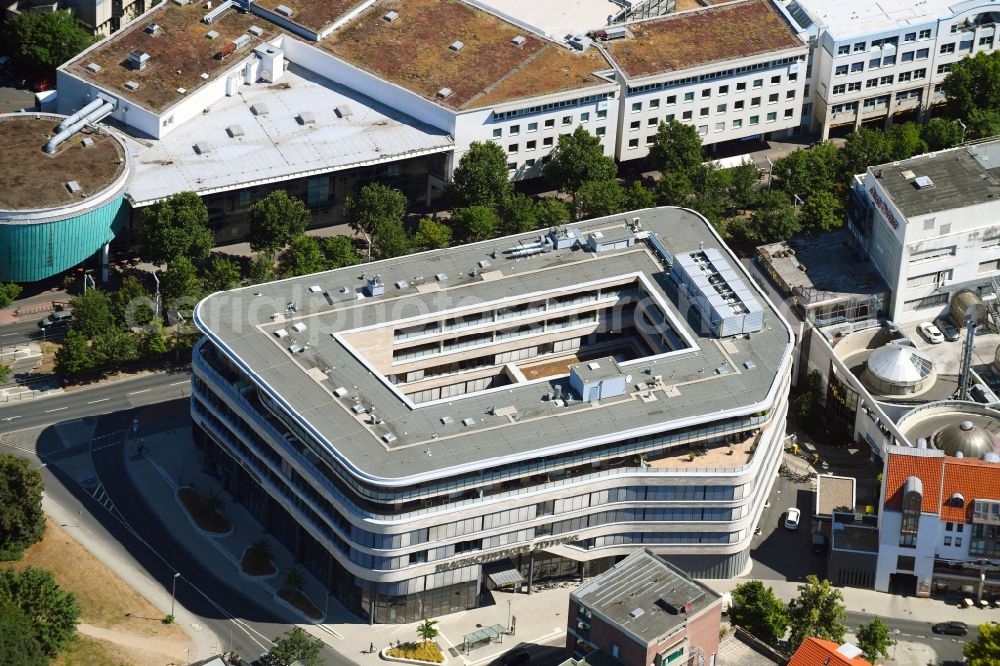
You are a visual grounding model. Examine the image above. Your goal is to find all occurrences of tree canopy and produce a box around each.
[247,191,311,257]
[345,183,408,259]
[54,329,93,377]
[648,120,704,178]
[729,580,788,646]
[574,179,627,220]
[264,626,323,666]
[544,126,617,197]
[787,575,848,649]
[747,190,800,243]
[321,236,360,268]
[278,235,327,278]
[942,50,1000,121]
[856,617,894,663]
[450,142,513,210]
[0,283,22,310]
[0,598,47,666]
[451,206,500,243]
[4,10,94,71]
[139,192,213,265]
[799,190,843,235]
[111,276,154,328]
[0,566,80,657]
[160,256,202,307]
[965,622,1000,666]
[201,255,243,293]
[0,454,45,561]
[69,289,113,339]
[412,218,453,251]
[921,117,965,152]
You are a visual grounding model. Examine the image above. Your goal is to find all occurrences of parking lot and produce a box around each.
[0,59,41,113]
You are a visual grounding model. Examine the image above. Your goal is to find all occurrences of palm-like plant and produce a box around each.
[250,537,274,562]
[417,618,439,642]
[282,566,305,592]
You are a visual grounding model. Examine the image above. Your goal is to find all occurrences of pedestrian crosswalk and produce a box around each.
[88,481,116,514]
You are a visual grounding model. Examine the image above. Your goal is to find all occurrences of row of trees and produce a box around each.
[0,453,79,664]
[1,10,94,72]
[730,577,892,662]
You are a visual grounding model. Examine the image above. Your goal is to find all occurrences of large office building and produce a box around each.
[847,139,1000,325]
[790,0,1000,139]
[191,207,793,622]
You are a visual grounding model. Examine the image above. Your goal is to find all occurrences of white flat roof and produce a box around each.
[125,63,453,205]
[794,0,957,36]
[469,0,621,39]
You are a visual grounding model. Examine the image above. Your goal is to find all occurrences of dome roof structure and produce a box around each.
[933,420,1000,459]
[862,344,936,396]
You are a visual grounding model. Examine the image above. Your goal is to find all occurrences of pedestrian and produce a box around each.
[370,642,375,654]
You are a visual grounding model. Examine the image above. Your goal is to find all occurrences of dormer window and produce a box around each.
[950,492,965,508]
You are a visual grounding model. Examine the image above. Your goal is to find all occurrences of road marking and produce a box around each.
[169,380,189,386]
[44,407,68,413]
[87,398,110,404]
[128,388,151,395]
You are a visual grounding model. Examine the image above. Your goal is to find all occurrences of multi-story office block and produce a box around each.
[191,207,793,623]
[791,0,1000,139]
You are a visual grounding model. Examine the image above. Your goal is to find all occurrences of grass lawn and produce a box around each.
[278,588,323,620]
[177,487,231,533]
[52,635,136,666]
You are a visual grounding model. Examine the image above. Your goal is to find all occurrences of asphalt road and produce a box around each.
[845,610,974,665]
[0,318,69,350]
[0,372,355,665]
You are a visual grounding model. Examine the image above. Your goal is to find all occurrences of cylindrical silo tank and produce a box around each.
[950,290,983,327]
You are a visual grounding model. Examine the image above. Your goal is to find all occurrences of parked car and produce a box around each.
[918,321,944,344]
[932,621,968,636]
[37,310,72,329]
[499,647,531,666]
[811,532,827,554]
[935,317,960,342]
[784,507,801,530]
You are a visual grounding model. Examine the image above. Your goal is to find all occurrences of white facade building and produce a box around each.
[848,140,1000,325]
[790,0,1000,139]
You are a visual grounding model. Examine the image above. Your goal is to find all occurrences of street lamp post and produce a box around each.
[151,269,161,321]
[170,572,180,618]
[507,599,512,632]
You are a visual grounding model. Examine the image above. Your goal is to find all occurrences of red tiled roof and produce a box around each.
[788,638,872,666]
[884,453,943,513]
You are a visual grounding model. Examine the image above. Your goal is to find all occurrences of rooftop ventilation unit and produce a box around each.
[383,10,398,21]
[628,608,644,619]
[233,34,250,48]
[202,0,233,23]
[335,104,353,118]
[65,181,82,194]
[462,418,476,426]
[206,29,220,39]
[81,137,94,148]
[177,87,188,94]
[435,273,447,281]
[900,169,916,179]
[251,102,268,115]
[124,81,139,90]
[450,41,464,51]
[440,416,453,425]
[216,42,237,59]
[193,142,212,154]
[85,62,102,73]
[364,274,384,296]
[382,433,397,444]
[394,280,408,289]
[275,4,292,15]
[274,328,288,338]
[292,322,306,333]
[436,87,453,99]
[127,50,150,70]
[512,35,526,45]
[298,111,316,125]
[914,175,934,189]
[145,23,160,34]
[248,25,264,36]
[226,124,244,137]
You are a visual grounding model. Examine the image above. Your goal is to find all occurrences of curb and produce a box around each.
[172,486,235,539]
[237,546,279,582]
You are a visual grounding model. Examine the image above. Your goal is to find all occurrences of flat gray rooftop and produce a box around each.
[195,207,792,485]
[871,141,1000,219]
[572,549,720,644]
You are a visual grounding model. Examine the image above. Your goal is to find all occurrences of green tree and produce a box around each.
[691,164,731,224]
[0,363,10,385]
[412,218,453,251]
[886,122,927,161]
[921,117,965,151]
[54,330,92,377]
[321,236,360,269]
[450,142,513,211]
[264,626,322,666]
[648,120,703,178]
[281,566,305,592]
[964,622,1000,666]
[968,107,1000,140]
[655,171,695,206]
[247,191,311,258]
[544,126,617,198]
[69,289,113,339]
[417,618,440,642]
[0,282,22,310]
[138,192,213,265]
[92,328,140,367]
[160,257,202,306]
[729,580,788,646]
[278,235,327,278]
[787,575,848,649]
[942,50,1000,120]
[374,219,411,259]
[451,206,500,243]
[771,142,844,199]
[201,255,242,293]
[856,617,894,663]
[249,256,274,285]
[534,197,571,229]
[0,454,45,561]
[499,193,540,235]
[139,323,169,358]
[0,598,46,666]
[0,566,80,656]
[4,10,94,71]
[841,128,892,182]
[799,190,843,234]
[748,190,800,243]
[728,162,760,212]
[345,183,408,259]
[574,179,627,219]
[625,181,656,211]
[111,276,153,328]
